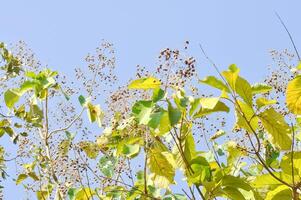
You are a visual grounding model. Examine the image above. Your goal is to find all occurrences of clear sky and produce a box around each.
[1,0,301,199]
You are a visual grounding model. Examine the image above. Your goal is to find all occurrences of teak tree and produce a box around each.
[0,41,301,200]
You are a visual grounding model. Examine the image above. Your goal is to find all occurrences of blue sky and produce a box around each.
[1,0,301,199]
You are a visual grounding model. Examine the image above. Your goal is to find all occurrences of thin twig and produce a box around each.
[275,12,301,61]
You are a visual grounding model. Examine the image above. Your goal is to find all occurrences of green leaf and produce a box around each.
[148,145,176,188]
[184,132,197,163]
[128,77,161,89]
[251,83,272,94]
[98,156,117,177]
[148,110,171,136]
[187,156,211,185]
[235,100,258,133]
[235,76,253,105]
[168,102,181,126]
[265,185,292,200]
[4,89,21,109]
[122,144,140,158]
[221,175,252,191]
[221,64,240,90]
[199,76,229,92]
[252,173,285,188]
[256,97,277,109]
[74,188,95,200]
[68,188,79,200]
[78,95,86,106]
[79,142,100,159]
[59,139,71,156]
[132,100,153,125]
[152,88,165,102]
[258,108,291,150]
[226,141,246,166]
[280,151,301,177]
[221,186,246,200]
[286,75,301,114]
[16,174,28,185]
[194,97,229,118]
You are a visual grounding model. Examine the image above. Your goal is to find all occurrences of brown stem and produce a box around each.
[144,153,148,196]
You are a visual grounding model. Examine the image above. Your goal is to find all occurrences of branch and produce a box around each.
[275,12,301,61]
[48,108,85,137]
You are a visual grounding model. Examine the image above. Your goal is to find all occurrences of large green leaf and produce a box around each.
[222,64,240,90]
[265,185,292,200]
[252,172,293,188]
[187,156,210,185]
[221,175,252,191]
[286,75,301,114]
[235,76,253,105]
[194,97,229,118]
[148,145,176,188]
[280,151,301,177]
[168,102,182,126]
[221,186,246,200]
[152,88,165,102]
[258,108,291,150]
[4,89,21,109]
[148,110,171,135]
[128,77,161,89]
[199,76,229,92]
[132,100,153,125]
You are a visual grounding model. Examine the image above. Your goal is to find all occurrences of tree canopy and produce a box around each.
[0,41,301,199]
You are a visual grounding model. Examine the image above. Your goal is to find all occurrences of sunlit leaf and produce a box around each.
[194,97,229,118]
[265,185,292,200]
[16,174,28,185]
[286,75,301,114]
[148,144,176,188]
[128,77,161,89]
[258,108,291,150]
[132,100,153,125]
[256,97,276,109]
[199,76,229,92]
[4,89,21,109]
[251,83,272,94]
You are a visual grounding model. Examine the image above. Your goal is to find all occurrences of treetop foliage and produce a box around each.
[0,41,301,199]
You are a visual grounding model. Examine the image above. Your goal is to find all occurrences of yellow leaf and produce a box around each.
[128,77,161,89]
[258,108,291,150]
[286,75,301,114]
